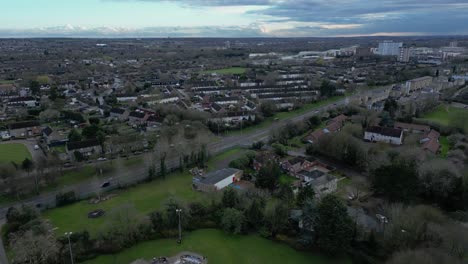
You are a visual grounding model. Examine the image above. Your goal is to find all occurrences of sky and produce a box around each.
[0,0,467,38]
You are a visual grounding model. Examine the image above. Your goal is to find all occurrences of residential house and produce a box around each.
[146,115,163,128]
[109,108,129,120]
[394,122,431,134]
[304,115,347,144]
[8,121,41,138]
[42,126,68,146]
[420,129,441,154]
[364,126,404,145]
[192,168,243,192]
[7,96,37,107]
[299,169,338,197]
[66,139,101,159]
[128,111,148,126]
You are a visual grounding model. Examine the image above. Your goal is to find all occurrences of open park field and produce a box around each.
[0,143,32,164]
[83,229,339,264]
[201,67,247,75]
[421,104,468,126]
[43,171,203,236]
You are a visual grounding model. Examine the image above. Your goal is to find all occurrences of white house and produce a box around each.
[364,126,404,145]
[192,168,243,192]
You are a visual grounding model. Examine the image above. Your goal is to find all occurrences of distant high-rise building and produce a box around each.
[449,41,458,47]
[225,41,231,49]
[398,47,410,62]
[377,40,403,56]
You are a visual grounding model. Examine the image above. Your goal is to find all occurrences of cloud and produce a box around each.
[1,0,467,37]
[0,25,265,38]
[105,0,468,36]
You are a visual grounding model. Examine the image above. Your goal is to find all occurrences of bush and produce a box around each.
[56,191,77,207]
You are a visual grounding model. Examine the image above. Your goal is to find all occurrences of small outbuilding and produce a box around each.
[193,168,243,192]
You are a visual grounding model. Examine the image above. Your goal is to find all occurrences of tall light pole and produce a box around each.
[65,232,74,264]
[176,209,182,243]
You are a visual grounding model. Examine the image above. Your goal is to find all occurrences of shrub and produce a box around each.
[56,191,77,207]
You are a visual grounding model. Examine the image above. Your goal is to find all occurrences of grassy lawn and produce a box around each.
[201,67,247,75]
[206,147,247,171]
[0,80,15,84]
[0,143,32,164]
[83,229,340,264]
[226,96,343,136]
[43,171,203,236]
[123,157,144,167]
[439,136,450,158]
[337,177,352,189]
[50,145,66,153]
[41,166,98,192]
[280,174,298,185]
[421,104,468,126]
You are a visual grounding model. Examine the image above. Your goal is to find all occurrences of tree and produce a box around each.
[149,211,164,235]
[296,185,315,207]
[49,86,58,101]
[245,199,264,230]
[272,143,287,157]
[221,208,244,234]
[159,154,167,179]
[9,226,59,264]
[74,151,85,162]
[255,161,281,191]
[316,195,354,255]
[147,164,156,182]
[319,80,336,97]
[222,187,240,209]
[68,129,82,143]
[98,204,150,250]
[82,124,101,139]
[264,201,289,238]
[29,80,40,95]
[260,101,276,117]
[22,158,37,194]
[372,160,419,201]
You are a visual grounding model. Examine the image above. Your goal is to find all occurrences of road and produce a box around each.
[0,86,391,219]
[0,93,367,220]
[0,89,385,264]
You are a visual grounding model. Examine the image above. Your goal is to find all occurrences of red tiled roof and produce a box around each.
[422,138,440,154]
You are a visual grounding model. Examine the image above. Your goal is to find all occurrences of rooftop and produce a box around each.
[197,168,241,185]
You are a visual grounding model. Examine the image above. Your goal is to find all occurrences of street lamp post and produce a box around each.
[176,209,182,243]
[65,232,74,264]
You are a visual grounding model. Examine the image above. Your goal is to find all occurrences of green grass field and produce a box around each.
[279,174,297,185]
[0,80,15,84]
[83,229,339,264]
[439,136,450,158]
[43,171,203,236]
[0,143,32,164]
[201,67,247,75]
[421,105,468,126]
[206,147,247,171]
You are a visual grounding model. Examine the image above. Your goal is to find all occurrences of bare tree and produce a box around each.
[9,222,59,264]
